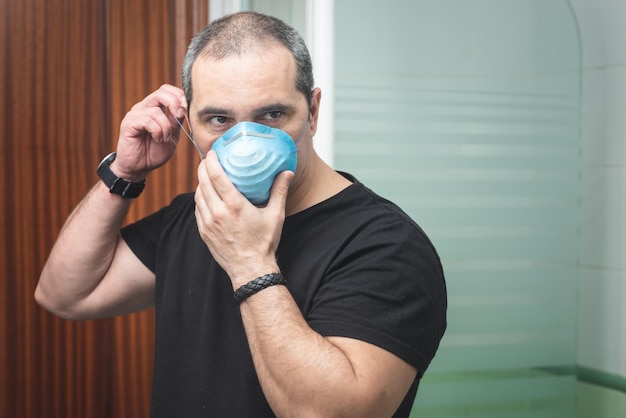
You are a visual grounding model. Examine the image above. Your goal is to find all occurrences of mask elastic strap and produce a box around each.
[292,117,309,149]
[175,114,206,159]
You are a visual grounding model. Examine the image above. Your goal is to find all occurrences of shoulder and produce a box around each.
[121,192,197,270]
[330,173,439,253]
[165,192,195,214]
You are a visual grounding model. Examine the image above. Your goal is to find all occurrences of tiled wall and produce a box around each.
[569,0,626,380]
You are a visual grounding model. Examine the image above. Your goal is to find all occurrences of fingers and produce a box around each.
[194,152,238,251]
[194,153,289,281]
[113,85,190,178]
[137,84,187,119]
[121,108,171,144]
[196,151,244,207]
[197,151,294,209]
[120,85,187,144]
[196,152,223,206]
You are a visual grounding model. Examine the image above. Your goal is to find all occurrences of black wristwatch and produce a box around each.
[97,152,145,198]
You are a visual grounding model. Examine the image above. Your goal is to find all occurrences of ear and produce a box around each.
[308,87,322,136]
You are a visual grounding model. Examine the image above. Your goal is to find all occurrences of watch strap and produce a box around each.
[97,152,145,198]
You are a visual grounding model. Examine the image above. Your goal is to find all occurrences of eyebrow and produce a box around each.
[255,103,296,115]
[196,106,229,120]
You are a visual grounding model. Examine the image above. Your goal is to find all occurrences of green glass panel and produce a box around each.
[334,0,581,416]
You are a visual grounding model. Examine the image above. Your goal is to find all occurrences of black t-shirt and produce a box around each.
[121,173,447,418]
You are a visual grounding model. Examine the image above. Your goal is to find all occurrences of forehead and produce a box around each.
[190,45,300,112]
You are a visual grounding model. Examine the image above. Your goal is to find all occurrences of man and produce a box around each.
[36,11,446,418]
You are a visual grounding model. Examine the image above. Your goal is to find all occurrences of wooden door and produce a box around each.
[0,1,207,416]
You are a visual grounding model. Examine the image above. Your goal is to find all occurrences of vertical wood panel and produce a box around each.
[1,0,207,417]
[106,1,206,416]
[1,1,111,417]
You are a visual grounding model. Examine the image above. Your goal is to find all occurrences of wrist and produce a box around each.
[233,273,286,304]
[230,262,280,289]
[97,152,145,198]
[109,160,147,183]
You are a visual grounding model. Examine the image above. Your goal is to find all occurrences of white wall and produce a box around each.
[570,0,626,378]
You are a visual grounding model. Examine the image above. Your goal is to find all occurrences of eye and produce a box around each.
[208,115,230,126]
[258,111,283,122]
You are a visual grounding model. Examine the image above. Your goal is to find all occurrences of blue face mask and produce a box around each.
[211,121,305,206]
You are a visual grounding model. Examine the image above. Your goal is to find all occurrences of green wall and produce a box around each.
[578,383,626,418]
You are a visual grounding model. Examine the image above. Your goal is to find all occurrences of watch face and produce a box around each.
[98,151,117,171]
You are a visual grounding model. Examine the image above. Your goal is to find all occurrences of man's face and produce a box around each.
[188,45,316,155]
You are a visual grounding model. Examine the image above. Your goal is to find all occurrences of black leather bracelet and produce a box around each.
[233,273,286,303]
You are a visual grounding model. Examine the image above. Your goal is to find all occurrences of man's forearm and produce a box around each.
[35,180,132,319]
[239,285,402,418]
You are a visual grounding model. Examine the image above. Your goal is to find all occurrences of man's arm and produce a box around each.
[35,180,155,320]
[241,285,417,418]
[194,153,417,417]
[35,84,187,320]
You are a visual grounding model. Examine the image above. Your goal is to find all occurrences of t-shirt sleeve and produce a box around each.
[306,217,447,376]
[121,194,193,273]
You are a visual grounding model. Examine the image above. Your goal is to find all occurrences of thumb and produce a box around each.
[267,170,294,209]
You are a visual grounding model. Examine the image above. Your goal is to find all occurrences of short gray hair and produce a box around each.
[182,11,314,108]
